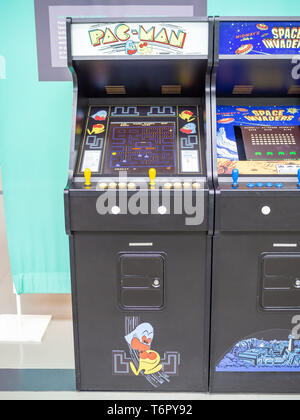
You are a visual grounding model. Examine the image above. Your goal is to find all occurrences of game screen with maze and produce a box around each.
[105,121,177,175]
[216,105,300,175]
[76,105,203,176]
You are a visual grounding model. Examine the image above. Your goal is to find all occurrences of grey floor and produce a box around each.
[0,171,299,400]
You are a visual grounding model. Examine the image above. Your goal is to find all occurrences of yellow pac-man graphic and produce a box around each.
[179,110,195,122]
[130,350,162,376]
[88,124,105,135]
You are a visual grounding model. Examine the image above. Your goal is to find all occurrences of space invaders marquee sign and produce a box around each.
[220,21,300,55]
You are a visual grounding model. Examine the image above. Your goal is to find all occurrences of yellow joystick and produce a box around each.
[149,168,157,188]
[84,168,92,188]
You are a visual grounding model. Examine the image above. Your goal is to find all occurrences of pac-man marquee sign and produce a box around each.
[71,22,208,57]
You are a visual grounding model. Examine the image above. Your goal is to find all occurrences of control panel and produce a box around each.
[224,168,300,190]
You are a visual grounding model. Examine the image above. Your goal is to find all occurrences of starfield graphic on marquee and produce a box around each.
[220,21,300,55]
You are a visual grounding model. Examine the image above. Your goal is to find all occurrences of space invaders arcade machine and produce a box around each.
[210,17,300,393]
[64,17,214,391]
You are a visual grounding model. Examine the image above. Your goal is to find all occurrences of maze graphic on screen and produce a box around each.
[106,122,177,174]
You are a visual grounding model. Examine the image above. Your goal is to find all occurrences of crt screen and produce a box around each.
[236,126,300,161]
[103,121,177,175]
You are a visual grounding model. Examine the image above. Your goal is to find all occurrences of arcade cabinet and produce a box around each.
[210,17,300,393]
[65,17,214,391]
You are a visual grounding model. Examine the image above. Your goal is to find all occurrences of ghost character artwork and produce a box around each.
[92,110,107,121]
[126,40,137,55]
[125,323,162,376]
[180,123,196,134]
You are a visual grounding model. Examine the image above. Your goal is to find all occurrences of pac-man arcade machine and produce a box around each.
[65,17,214,391]
[210,17,300,393]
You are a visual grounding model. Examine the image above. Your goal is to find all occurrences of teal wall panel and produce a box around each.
[0,0,72,293]
[208,0,300,16]
[0,1,299,293]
